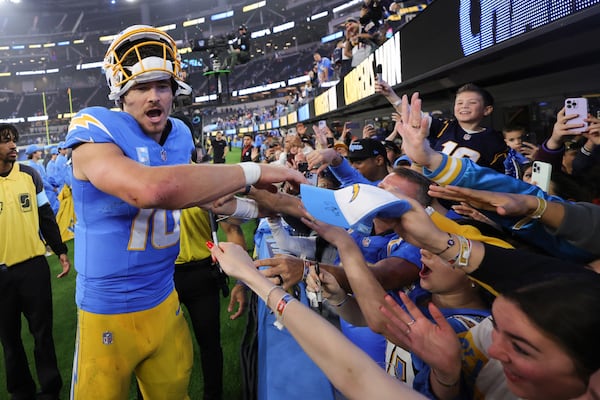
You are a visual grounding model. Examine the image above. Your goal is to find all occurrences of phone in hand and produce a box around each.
[305,171,318,186]
[531,161,552,193]
[376,64,382,82]
[564,97,588,133]
[318,120,327,129]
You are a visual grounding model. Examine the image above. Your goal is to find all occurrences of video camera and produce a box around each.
[191,34,234,52]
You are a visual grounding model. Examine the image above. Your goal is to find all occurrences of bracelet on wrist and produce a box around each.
[434,233,455,256]
[327,294,350,307]
[455,235,472,269]
[529,197,547,219]
[581,146,592,156]
[392,99,402,107]
[446,235,471,269]
[431,368,460,388]
[273,293,296,330]
[265,285,281,306]
[514,197,547,230]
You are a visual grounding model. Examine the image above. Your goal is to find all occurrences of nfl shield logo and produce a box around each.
[102,331,113,345]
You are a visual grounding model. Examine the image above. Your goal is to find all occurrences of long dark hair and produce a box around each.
[503,274,600,382]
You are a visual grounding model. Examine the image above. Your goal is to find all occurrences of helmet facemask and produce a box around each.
[104,25,192,102]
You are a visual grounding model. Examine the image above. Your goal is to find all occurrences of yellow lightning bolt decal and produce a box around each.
[349,183,360,203]
[68,114,113,138]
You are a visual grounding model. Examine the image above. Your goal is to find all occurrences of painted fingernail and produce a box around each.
[206,241,214,249]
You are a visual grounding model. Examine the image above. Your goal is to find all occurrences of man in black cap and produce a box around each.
[346,138,389,182]
[224,24,250,70]
[307,138,390,187]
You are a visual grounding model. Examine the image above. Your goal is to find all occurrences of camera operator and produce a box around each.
[223,25,250,70]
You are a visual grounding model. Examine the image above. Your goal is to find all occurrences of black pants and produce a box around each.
[0,256,62,400]
[174,259,223,400]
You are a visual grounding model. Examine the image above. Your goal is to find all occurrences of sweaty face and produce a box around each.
[487,297,587,400]
[121,79,173,138]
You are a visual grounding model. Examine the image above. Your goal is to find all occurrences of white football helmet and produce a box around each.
[104,25,192,101]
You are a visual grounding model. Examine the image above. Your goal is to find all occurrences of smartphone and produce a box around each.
[305,171,318,186]
[318,120,327,129]
[531,161,552,193]
[345,121,360,129]
[564,97,588,133]
[376,64,382,82]
[523,131,537,144]
[297,161,309,172]
[364,119,375,128]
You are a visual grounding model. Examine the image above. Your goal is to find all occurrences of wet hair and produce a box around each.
[456,83,494,108]
[503,275,600,382]
[390,166,434,207]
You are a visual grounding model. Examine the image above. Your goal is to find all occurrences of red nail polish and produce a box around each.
[206,241,214,249]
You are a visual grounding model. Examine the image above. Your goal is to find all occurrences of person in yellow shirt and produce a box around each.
[0,123,70,400]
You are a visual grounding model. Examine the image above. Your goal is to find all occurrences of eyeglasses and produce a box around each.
[0,131,18,143]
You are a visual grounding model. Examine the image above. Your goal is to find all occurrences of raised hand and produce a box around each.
[379,292,462,382]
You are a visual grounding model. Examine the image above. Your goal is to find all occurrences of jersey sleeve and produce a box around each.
[423,157,594,263]
[329,157,377,187]
[65,107,121,148]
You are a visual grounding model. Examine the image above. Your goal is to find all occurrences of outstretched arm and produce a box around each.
[72,142,307,209]
[210,242,426,400]
[428,185,565,229]
[301,218,419,334]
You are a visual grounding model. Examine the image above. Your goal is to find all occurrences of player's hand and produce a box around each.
[256,164,308,192]
[57,253,71,278]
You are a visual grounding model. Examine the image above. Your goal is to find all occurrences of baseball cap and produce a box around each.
[333,142,349,152]
[393,154,412,167]
[300,183,411,234]
[50,147,59,155]
[348,138,386,161]
[58,141,66,149]
[25,144,43,155]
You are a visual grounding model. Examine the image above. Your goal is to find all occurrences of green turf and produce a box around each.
[0,147,255,399]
